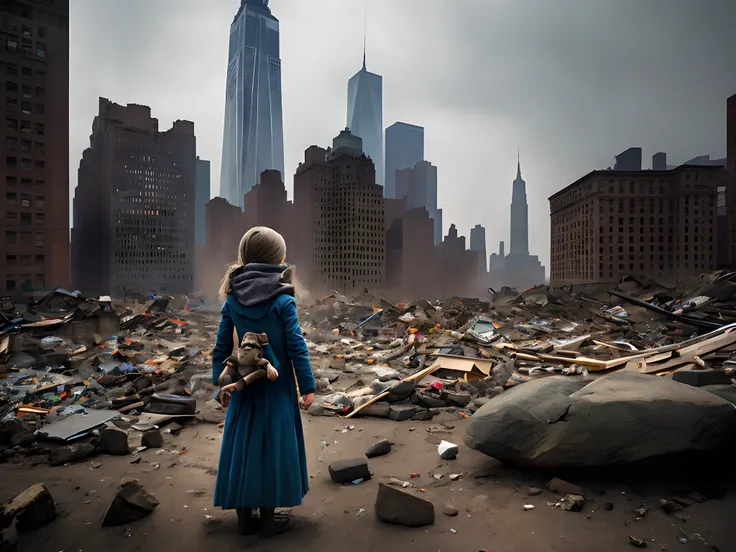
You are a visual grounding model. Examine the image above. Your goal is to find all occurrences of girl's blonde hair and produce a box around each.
[218,227,287,301]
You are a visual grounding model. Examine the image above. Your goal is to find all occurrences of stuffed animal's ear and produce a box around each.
[280,265,296,284]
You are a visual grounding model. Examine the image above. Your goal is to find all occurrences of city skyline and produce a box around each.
[68,0,736,271]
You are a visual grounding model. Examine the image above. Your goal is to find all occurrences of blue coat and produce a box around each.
[212,293,315,510]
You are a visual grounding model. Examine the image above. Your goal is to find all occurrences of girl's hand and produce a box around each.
[301,393,314,409]
[220,387,233,408]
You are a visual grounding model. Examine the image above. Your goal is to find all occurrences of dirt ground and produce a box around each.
[1,411,733,552]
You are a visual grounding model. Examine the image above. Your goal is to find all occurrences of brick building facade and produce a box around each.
[1,0,69,294]
[72,98,196,296]
[293,129,385,294]
[549,165,724,287]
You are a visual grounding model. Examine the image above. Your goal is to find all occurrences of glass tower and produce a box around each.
[347,53,383,186]
[385,122,424,199]
[510,154,529,256]
[221,0,284,208]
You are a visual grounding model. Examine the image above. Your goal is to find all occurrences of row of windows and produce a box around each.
[6,211,44,224]
[5,275,45,291]
[5,254,44,266]
[5,231,44,246]
[5,35,46,58]
[6,176,44,187]
[5,97,45,114]
[5,81,45,97]
[5,117,45,134]
[5,192,45,207]
[0,61,45,80]
[6,156,44,170]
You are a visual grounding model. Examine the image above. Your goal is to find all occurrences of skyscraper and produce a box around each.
[510,154,529,256]
[347,47,383,186]
[470,224,487,273]
[220,0,284,208]
[1,0,69,293]
[195,157,210,246]
[72,99,196,295]
[385,122,423,199]
[395,160,442,245]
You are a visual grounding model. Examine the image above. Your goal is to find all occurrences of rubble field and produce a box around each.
[2,274,736,551]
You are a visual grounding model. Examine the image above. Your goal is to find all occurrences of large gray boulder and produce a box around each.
[464,372,736,468]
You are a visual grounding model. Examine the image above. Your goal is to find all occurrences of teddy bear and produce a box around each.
[218,332,278,393]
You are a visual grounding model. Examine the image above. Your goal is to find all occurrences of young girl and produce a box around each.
[212,226,315,538]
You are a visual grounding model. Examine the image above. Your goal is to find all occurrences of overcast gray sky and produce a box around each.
[69,0,736,270]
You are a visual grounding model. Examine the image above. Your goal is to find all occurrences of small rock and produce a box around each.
[442,506,458,517]
[102,479,159,527]
[604,502,614,511]
[365,439,391,459]
[411,409,436,422]
[560,494,586,512]
[547,477,583,497]
[328,458,371,484]
[387,381,416,403]
[633,505,649,517]
[629,536,648,548]
[9,432,36,448]
[374,483,435,527]
[528,487,543,496]
[389,405,417,422]
[658,498,680,514]
[49,443,96,466]
[438,440,459,460]
[416,393,446,409]
[141,430,163,450]
[2,483,56,534]
[442,391,471,408]
[98,427,130,456]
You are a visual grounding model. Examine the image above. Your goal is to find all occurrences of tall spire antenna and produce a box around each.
[362,6,367,70]
[517,145,521,178]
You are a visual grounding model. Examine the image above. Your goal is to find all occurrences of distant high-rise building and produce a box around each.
[395,160,442,244]
[510,155,529,256]
[195,157,210,246]
[72,99,196,295]
[385,122,423,198]
[652,152,667,171]
[347,47,383,186]
[220,0,284,208]
[1,0,69,293]
[614,147,642,171]
[727,94,736,266]
[293,129,385,293]
[470,224,487,272]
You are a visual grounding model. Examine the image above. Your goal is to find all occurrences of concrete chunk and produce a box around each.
[102,479,159,527]
[140,429,163,450]
[49,443,96,466]
[547,477,583,497]
[365,439,391,459]
[98,427,130,456]
[673,369,732,387]
[2,483,55,534]
[328,458,371,484]
[375,483,435,527]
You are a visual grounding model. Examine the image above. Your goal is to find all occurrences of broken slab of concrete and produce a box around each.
[328,458,371,484]
[388,405,417,422]
[2,483,55,534]
[375,483,435,528]
[49,443,96,466]
[560,494,586,512]
[98,427,129,456]
[102,479,159,527]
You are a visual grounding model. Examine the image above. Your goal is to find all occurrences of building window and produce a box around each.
[6,118,17,130]
[35,254,44,265]
[6,37,18,51]
[34,159,44,170]
[35,142,44,155]
[20,101,30,114]
[20,140,30,153]
[20,158,31,171]
[20,255,31,265]
[21,194,31,207]
[35,274,44,288]
[6,192,17,205]
[6,231,17,244]
[36,45,45,58]
[5,81,18,93]
[6,176,17,187]
[35,195,45,208]
[35,213,45,224]
[6,255,17,266]
[35,86,45,98]
[20,213,31,225]
[5,279,16,291]
[6,97,18,110]
[35,123,44,136]
[35,233,44,247]
[35,103,44,114]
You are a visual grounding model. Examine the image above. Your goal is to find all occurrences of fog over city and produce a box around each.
[70,0,736,269]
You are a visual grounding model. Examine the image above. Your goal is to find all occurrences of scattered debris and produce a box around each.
[560,494,586,512]
[438,440,459,460]
[629,536,648,548]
